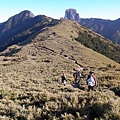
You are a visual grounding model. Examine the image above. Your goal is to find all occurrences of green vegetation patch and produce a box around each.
[75,31,120,63]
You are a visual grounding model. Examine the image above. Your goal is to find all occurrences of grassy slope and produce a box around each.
[75,28,120,63]
[0,20,119,119]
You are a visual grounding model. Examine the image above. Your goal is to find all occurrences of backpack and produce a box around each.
[73,70,81,83]
[76,70,81,79]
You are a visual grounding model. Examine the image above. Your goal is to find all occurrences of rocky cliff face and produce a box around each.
[63,8,120,44]
[64,9,81,23]
[80,18,120,44]
[0,10,35,34]
[0,10,59,52]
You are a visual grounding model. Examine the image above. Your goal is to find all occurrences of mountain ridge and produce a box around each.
[0,10,59,52]
[0,10,120,64]
[0,10,35,34]
[63,8,120,44]
[1,19,120,67]
[80,18,120,44]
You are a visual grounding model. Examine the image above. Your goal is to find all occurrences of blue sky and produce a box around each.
[0,0,120,23]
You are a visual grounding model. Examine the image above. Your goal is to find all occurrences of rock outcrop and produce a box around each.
[64,8,81,23]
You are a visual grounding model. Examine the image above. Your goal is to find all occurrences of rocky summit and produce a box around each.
[64,8,120,44]
[64,8,81,23]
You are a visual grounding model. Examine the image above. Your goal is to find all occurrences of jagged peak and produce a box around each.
[64,8,81,23]
[17,10,35,18]
[65,8,77,12]
[2,10,35,33]
[7,10,35,22]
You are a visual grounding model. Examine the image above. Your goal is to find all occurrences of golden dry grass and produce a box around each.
[0,20,119,119]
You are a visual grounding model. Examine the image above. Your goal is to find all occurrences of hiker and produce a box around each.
[73,69,81,84]
[86,71,96,91]
[61,73,67,86]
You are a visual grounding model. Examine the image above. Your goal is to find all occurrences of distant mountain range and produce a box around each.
[0,10,59,52]
[64,8,120,44]
[0,10,120,63]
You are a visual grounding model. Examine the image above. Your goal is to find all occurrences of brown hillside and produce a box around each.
[0,20,119,119]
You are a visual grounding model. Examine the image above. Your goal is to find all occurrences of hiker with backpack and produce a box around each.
[61,73,67,86]
[73,69,82,84]
[86,71,97,91]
